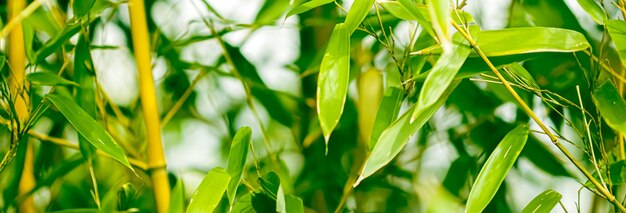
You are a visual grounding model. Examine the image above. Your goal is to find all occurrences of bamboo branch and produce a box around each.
[451,20,626,212]
[128,0,170,212]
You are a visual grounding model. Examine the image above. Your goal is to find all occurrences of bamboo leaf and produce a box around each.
[396,0,435,36]
[187,167,231,213]
[227,126,252,207]
[369,86,403,149]
[521,190,562,213]
[169,179,185,213]
[317,23,350,143]
[575,0,605,25]
[354,80,460,186]
[357,69,383,146]
[379,1,474,23]
[416,27,590,57]
[592,81,626,136]
[344,0,375,35]
[36,23,81,63]
[606,20,626,67]
[286,0,334,18]
[74,34,98,160]
[73,0,96,18]
[46,94,133,171]
[409,25,478,123]
[26,72,78,86]
[276,185,304,213]
[426,0,450,48]
[466,124,529,213]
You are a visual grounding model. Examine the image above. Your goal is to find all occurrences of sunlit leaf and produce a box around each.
[36,23,81,62]
[354,80,460,186]
[74,34,98,160]
[416,27,590,57]
[521,190,562,213]
[169,178,185,213]
[286,0,334,18]
[344,0,375,35]
[227,126,252,207]
[187,167,231,213]
[27,72,78,86]
[409,25,479,123]
[466,124,529,213]
[575,0,605,25]
[426,0,450,47]
[379,1,474,24]
[46,94,133,170]
[276,185,304,213]
[592,81,626,136]
[317,23,350,143]
[369,86,403,149]
[606,20,626,67]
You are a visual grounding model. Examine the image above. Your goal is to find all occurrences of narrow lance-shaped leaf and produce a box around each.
[357,69,383,146]
[592,81,626,136]
[26,72,78,86]
[426,0,450,48]
[46,94,133,171]
[607,20,626,67]
[575,0,606,25]
[344,0,375,35]
[466,125,530,213]
[416,27,590,57]
[317,23,350,144]
[73,0,96,18]
[187,167,231,213]
[276,185,304,213]
[227,126,252,207]
[379,1,474,24]
[396,0,436,37]
[409,25,479,122]
[74,34,98,160]
[521,190,562,213]
[355,80,460,186]
[169,178,185,213]
[369,86,403,149]
[285,0,334,18]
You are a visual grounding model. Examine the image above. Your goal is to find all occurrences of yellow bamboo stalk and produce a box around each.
[127,0,170,212]
[9,0,35,212]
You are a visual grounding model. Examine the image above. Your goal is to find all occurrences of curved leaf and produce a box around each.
[466,124,529,213]
[521,190,562,213]
[607,20,626,67]
[286,0,334,18]
[409,25,479,123]
[426,0,450,47]
[46,94,133,170]
[317,23,350,143]
[227,126,252,207]
[344,0,375,35]
[575,0,605,25]
[357,69,383,146]
[187,167,231,213]
[73,0,96,18]
[592,81,626,136]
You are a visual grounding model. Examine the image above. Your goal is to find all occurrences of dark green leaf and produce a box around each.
[36,23,81,63]
[73,0,96,18]
[466,125,529,213]
[27,72,78,86]
[46,94,133,170]
[592,81,626,136]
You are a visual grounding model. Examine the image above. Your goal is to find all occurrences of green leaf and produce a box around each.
[285,0,334,18]
[369,86,403,149]
[227,126,252,207]
[355,80,460,186]
[46,94,133,170]
[256,0,290,24]
[276,185,304,213]
[358,69,384,146]
[344,0,375,35]
[396,0,435,36]
[575,0,605,25]
[317,23,350,143]
[187,167,231,213]
[36,23,82,63]
[22,20,36,63]
[27,72,78,86]
[607,20,626,67]
[521,190,562,213]
[73,0,96,18]
[379,1,474,23]
[169,178,185,213]
[466,124,529,213]
[592,81,626,136]
[409,25,478,122]
[74,34,98,159]
[416,27,590,57]
[503,63,539,90]
[426,0,450,47]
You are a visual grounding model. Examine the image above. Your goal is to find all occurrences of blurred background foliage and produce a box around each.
[0,0,626,212]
